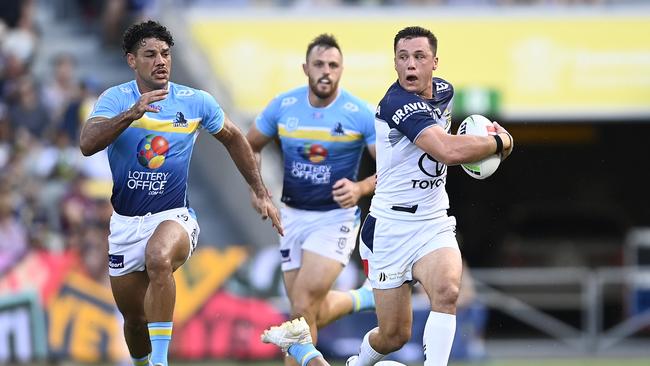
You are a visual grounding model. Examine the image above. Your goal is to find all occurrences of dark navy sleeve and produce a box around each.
[377,88,436,143]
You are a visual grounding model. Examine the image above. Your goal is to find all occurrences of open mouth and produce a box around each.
[318,78,331,85]
[154,69,168,77]
[406,75,418,82]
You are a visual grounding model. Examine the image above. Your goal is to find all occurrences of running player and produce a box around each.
[79,20,282,366]
[347,26,513,366]
[246,34,376,366]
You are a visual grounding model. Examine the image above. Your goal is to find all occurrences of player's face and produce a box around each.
[127,37,172,92]
[394,37,438,99]
[303,46,343,101]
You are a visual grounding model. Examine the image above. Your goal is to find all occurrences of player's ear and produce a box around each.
[432,56,439,71]
[126,53,136,70]
[302,62,308,76]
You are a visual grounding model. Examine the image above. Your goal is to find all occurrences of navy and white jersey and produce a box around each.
[256,86,375,211]
[370,77,454,221]
[90,80,225,216]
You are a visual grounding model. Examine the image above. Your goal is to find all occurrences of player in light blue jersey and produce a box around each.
[247,34,376,366]
[347,27,513,366]
[80,21,282,366]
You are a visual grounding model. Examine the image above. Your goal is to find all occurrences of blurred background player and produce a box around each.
[246,33,376,366]
[348,26,513,366]
[80,20,282,366]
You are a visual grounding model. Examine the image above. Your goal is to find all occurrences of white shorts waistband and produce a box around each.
[111,207,190,224]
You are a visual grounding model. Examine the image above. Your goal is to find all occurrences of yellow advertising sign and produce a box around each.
[190,13,650,119]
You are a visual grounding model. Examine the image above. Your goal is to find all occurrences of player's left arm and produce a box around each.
[332,144,377,209]
[213,115,283,235]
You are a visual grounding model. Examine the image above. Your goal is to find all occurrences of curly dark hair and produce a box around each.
[122,20,174,55]
[305,33,341,61]
[394,26,437,55]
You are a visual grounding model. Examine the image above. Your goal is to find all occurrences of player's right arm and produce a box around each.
[80,89,168,156]
[245,125,274,170]
[414,123,513,166]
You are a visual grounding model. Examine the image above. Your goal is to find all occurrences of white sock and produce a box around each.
[423,311,456,366]
[356,328,385,366]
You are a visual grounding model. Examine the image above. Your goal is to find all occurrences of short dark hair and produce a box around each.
[122,20,174,55]
[306,34,341,60]
[394,26,437,55]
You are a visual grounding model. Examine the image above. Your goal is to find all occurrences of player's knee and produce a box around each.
[434,282,460,308]
[291,296,320,319]
[377,324,411,352]
[145,246,173,275]
[123,314,147,334]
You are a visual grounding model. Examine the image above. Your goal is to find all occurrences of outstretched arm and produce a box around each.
[80,89,168,156]
[214,116,283,235]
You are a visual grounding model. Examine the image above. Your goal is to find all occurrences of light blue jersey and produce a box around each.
[256,86,375,211]
[90,80,224,216]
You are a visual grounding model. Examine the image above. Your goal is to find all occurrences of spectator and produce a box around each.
[0,187,28,274]
[42,53,80,127]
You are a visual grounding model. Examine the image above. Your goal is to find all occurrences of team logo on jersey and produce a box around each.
[173,112,188,127]
[298,143,328,163]
[285,117,299,132]
[331,122,345,136]
[136,134,169,169]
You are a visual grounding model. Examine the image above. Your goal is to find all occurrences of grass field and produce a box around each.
[152,359,650,366]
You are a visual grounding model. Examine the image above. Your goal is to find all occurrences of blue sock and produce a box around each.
[131,354,150,366]
[288,343,322,366]
[148,322,173,366]
[349,283,375,312]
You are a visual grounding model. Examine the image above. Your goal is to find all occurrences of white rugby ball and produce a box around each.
[457,114,501,180]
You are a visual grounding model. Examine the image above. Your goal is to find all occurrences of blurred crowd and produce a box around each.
[0,0,112,282]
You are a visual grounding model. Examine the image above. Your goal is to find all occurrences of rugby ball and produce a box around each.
[457,114,500,180]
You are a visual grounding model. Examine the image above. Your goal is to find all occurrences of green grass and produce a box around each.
[160,359,650,366]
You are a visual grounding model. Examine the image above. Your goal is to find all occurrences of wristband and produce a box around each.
[505,132,513,150]
[493,134,503,154]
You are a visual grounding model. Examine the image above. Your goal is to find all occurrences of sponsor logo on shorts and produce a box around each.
[336,237,347,254]
[108,254,124,269]
[190,228,198,254]
[177,214,189,222]
[340,225,350,233]
[378,268,409,282]
[280,249,290,263]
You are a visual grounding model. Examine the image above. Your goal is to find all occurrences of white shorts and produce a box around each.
[279,206,360,272]
[108,207,200,276]
[359,214,458,290]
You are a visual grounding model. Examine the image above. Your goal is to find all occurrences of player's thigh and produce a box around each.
[412,247,462,302]
[283,269,299,298]
[110,271,149,318]
[290,250,344,300]
[146,220,191,271]
[374,283,413,336]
